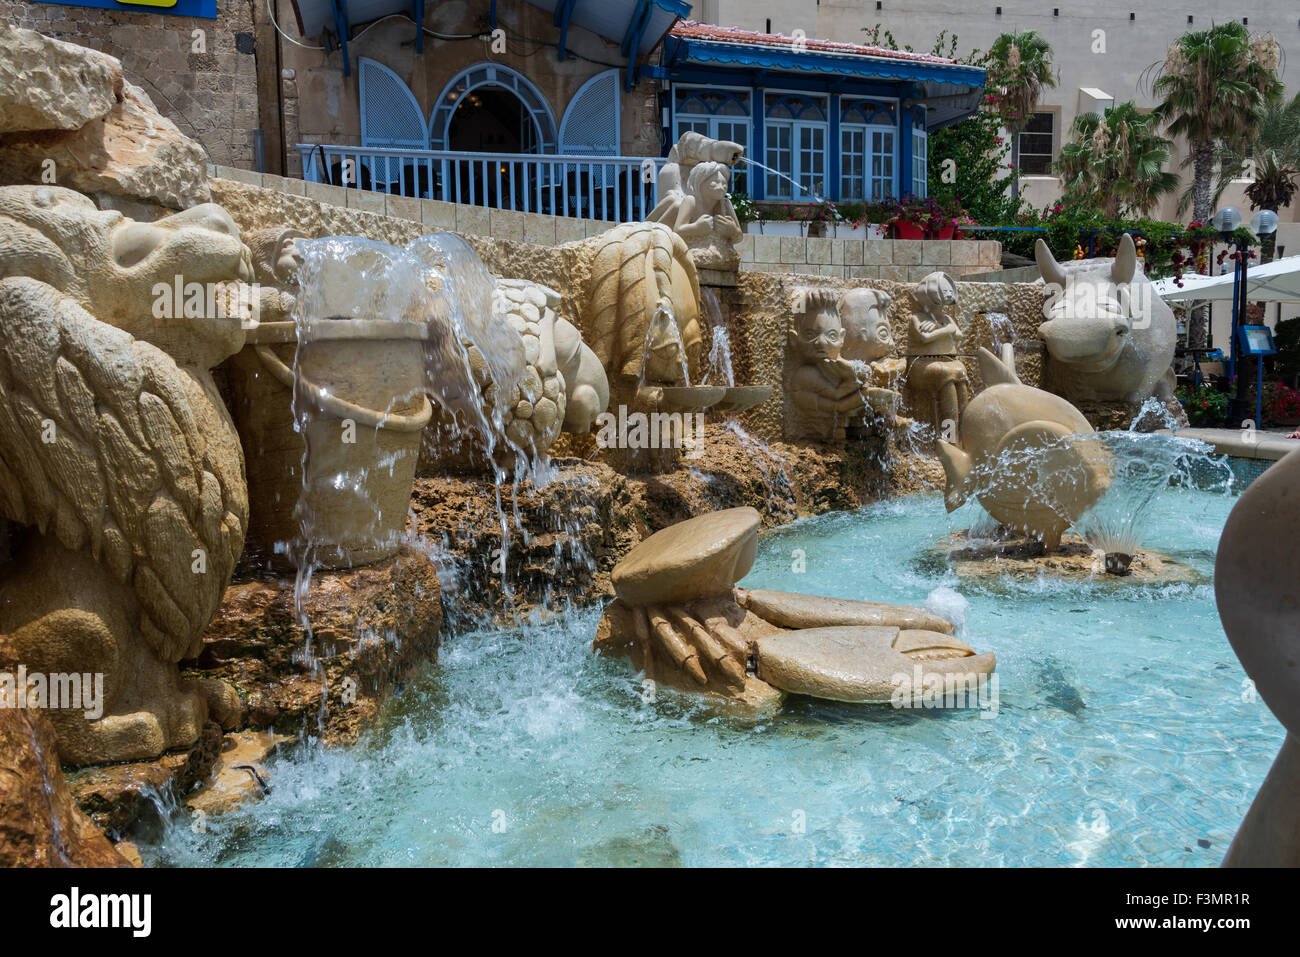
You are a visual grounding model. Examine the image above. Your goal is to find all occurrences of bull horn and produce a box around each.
[1111,233,1137,285]
[1034,238,1068,288]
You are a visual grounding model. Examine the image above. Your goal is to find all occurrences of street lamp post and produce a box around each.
[1212,206,1279,427]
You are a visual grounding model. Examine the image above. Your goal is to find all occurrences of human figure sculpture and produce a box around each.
[840,287,905,392]
[905,271,971,435]
[0,185,251,765]
[648,131,745,273]
[787,288,897,442]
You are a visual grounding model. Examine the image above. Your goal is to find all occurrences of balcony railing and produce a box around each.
[298,144,667,223]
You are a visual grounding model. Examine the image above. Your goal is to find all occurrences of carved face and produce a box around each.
[687,161,731,208]
[914,271,957,309]
[0,186,253,368]
[798,307,846,361]
[840,289,894,362]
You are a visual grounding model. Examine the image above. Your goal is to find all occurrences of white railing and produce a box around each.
[297,144,666,223]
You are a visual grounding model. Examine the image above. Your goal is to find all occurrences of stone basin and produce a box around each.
[710,385,773,413]
[656,385,728,413]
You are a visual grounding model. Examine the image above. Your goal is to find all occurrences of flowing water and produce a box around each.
[141,486,1276,868]
[700,288,735,388]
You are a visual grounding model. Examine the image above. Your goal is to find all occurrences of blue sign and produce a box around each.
[33,0,217,18]
[1238,325,1277,356]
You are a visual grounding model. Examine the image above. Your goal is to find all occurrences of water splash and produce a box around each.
[1072,431,1233,566]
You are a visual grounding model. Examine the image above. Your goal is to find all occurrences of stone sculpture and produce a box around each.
[583,221,704,389]
[1035,234,1178,407]
[905,271,971,435]
[839,287,906,391]
[231,237,438,569]
[0,25,210,210]
[244,226,305,323]
[594,508,996,706]
[1216,446,1300,866]
[647,131,744,273]
[937,345,1111,552]
[0,185,250,764]
[786,288,897,442]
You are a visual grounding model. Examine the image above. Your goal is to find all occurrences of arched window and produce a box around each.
[560,69,621,155]
[429,63,558,153]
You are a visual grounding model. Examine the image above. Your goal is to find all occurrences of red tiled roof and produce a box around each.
[668,20,959,65]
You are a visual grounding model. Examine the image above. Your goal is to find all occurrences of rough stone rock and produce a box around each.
[0,708,133,867]
[194,545,442,744]
[0,83,210,209]
[613,507,760,606]
[67,722,223,835]
[0,25,122,134]
[923,530,1204,588]
[186,730,293,817]
[410,459,643,626]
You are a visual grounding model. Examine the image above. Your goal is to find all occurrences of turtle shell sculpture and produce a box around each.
[937,345,1112,552]
[593,508,996,707]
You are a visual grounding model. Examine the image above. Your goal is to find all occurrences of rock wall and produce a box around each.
[1,0,260,169]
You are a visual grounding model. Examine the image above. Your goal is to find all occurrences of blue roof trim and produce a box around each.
[554,0,579,61]
[665,36,985,88]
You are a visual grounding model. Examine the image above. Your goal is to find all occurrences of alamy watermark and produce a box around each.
[1,664,104,719]
[594,405,706,459]
[890,666,999,719]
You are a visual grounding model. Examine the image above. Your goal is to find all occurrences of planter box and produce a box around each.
[891,221,925,240]
[931,223,956,240]
[749,221,805,237]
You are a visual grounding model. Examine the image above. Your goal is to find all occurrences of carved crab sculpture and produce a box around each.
[594,508,996,707]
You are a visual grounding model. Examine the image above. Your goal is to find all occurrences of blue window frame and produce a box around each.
[674,86,752,194]
[840,99,897,201]
[763,93,828,200]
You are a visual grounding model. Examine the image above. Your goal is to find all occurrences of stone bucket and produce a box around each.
[227,319,433,570]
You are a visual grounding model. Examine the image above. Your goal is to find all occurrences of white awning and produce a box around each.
[1153,255,1300,303]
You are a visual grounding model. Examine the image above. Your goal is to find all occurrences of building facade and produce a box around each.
[700,0,1300,227]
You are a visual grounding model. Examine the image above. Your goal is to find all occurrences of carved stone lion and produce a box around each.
[0,185,251,765]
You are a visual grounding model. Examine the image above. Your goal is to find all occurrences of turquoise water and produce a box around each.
[144,490,1282,867]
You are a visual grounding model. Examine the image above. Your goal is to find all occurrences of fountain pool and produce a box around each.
[142,489,1278,867]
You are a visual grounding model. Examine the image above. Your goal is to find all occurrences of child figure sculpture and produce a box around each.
[652,159,743,272]
[787,289,896,442]
[905,271,971,437]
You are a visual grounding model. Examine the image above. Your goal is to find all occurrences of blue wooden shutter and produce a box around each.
[559,69,621,155]
[359,57,427,149]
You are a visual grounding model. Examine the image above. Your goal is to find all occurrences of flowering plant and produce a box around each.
[1175,382,1229,426]
[1264,381,1300,425]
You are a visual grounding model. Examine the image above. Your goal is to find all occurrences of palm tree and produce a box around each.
[985,31,1056,199]
[1152,23,1283,225]
[1151,22,1283,348]
[1241,94,1300,262]
[1056,102,1178,217]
